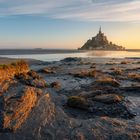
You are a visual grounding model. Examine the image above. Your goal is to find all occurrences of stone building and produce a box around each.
[79,27,125,50]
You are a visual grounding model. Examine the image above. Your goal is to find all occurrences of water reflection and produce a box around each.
[87,51,140,58]
[0,51,139,61]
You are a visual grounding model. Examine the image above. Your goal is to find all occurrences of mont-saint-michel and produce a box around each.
[0,0,140,140]
[79,27,125,50]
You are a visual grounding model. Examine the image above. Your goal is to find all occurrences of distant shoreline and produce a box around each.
[0,49,139,55]
[0,49,82,55]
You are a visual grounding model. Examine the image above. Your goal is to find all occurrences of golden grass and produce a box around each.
[128,73,140,81]
[121,61,131,64]
[74,70,97,78]
[96,77,120,87]
[0,60,27,70]
[93,94,124,104]
[110,68,123,75]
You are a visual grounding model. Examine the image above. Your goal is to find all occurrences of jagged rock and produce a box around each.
[0,62,46,133]
[0,84,38,132]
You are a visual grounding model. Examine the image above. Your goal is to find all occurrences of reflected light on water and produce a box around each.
[87,51,140,58]
[0,51,139,62]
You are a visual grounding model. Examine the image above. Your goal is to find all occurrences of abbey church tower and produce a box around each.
[79,27,125,50]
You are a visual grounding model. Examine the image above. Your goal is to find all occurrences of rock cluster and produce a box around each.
[15,70,47,88]
[0,57,140,139]
[0,61,46,132]
[67,93,135,119]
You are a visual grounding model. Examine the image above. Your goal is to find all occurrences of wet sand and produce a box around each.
[0,56,140,140]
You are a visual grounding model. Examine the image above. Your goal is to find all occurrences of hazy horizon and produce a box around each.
[0,0,140,49]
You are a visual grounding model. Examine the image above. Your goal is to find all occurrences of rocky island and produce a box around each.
[79,27,125,50]
[0,57,140,140]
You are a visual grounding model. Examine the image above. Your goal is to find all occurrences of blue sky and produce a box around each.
[0,0,140,49]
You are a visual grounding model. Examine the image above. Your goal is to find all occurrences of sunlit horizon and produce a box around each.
[0,0,140,50]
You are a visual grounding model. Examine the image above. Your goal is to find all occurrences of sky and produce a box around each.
[0,0,140,49]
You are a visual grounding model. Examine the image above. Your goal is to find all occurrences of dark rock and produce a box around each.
[61,57,81,62]
[67,96,89,110]
[93,94,124,104]
[50,81,61,89]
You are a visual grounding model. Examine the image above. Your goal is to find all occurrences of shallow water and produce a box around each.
[0,51,139,61]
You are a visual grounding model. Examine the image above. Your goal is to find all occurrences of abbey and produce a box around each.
[79,27,125,50]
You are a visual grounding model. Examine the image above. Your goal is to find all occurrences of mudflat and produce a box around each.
[0,57,140,140]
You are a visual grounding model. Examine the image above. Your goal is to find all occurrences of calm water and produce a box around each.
[0,51,140,61]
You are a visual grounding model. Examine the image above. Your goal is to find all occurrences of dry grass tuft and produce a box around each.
[110,68,123,75]
[128,73,140,81]
[121,61,130,64]
[74,70,97,78]
[96,77,120,87]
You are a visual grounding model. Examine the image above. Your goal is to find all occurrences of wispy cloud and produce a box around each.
[0,0,140,22]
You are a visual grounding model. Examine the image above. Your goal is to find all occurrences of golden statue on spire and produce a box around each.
[99,26,102,34]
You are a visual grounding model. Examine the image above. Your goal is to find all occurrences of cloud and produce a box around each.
[0,0,140,22]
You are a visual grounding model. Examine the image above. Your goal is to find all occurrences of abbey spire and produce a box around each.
[79,27,125,50]
[99,26,102,34]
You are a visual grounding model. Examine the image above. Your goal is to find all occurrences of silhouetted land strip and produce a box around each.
[0,49,139,55]
[0,49,82,55]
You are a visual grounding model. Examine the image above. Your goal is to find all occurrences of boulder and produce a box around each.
[61,57,81,62]
[93,94,124,104]
[95,77,120,87]
[0,84,38,132]
[67,96,89,110]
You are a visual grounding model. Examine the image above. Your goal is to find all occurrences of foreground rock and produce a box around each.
[95,77,120,87]
[93,94,124,104]
[67,93,134,119]
[0,85,38,132]
[15,70,47,88]
[0,61,46,132]
[67,96,89,110]
[0,57,140,140]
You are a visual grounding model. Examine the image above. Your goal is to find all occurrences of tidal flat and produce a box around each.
[0,57,140,140]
